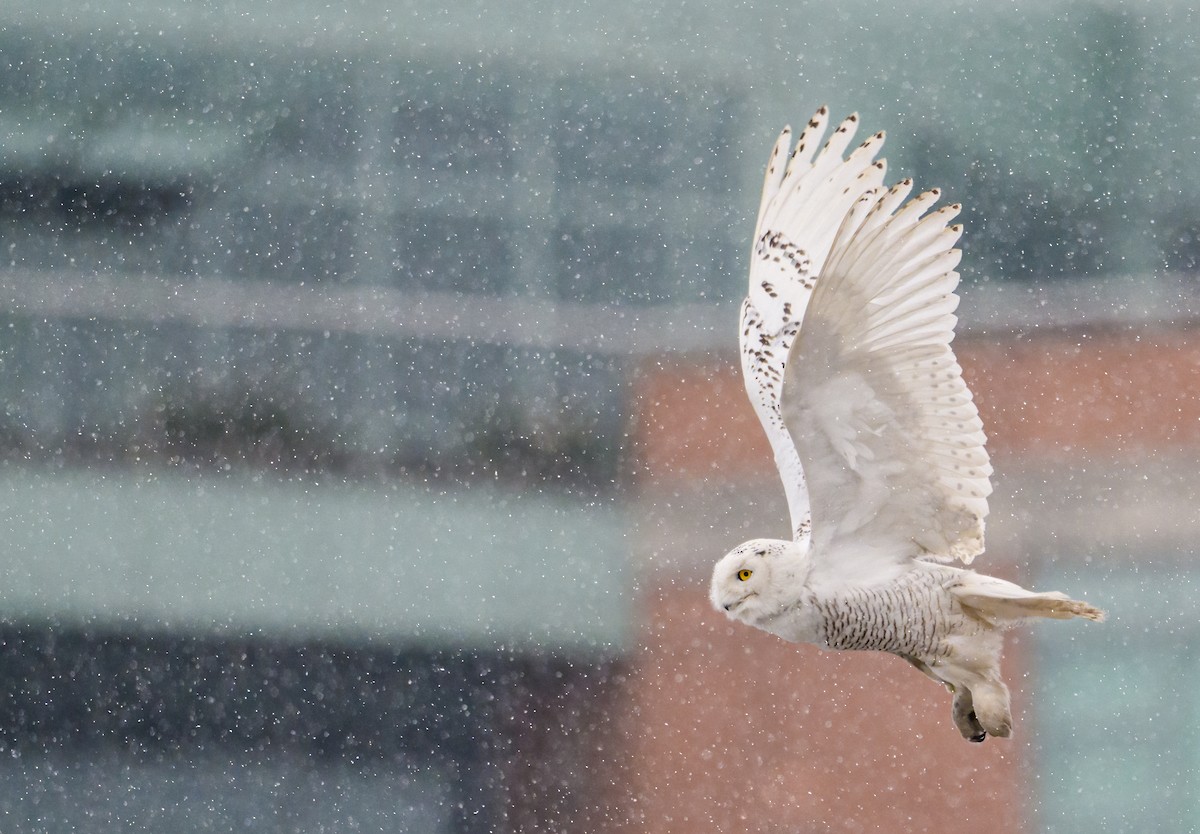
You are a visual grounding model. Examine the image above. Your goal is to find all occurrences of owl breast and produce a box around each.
[814,569,973,659]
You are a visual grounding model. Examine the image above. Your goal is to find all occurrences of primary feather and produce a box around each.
[713,108,1103,743]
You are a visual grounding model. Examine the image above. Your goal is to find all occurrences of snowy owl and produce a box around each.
[710,107,1104,742]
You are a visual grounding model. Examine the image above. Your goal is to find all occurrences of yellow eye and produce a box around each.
[737,569,753,581]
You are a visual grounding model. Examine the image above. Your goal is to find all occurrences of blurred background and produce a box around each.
[0,1,1197,832]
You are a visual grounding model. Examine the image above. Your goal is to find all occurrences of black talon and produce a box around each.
[969,731,987,743]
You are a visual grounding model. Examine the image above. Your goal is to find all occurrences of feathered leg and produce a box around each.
[937,628,1012,740]
[901,654,988,742]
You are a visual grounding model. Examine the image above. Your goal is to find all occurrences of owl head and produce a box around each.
[709,537,800,625]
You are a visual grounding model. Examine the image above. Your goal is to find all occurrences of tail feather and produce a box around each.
[952,572,1105,624]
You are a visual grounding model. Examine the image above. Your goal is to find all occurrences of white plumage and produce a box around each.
[711,107,1103,742]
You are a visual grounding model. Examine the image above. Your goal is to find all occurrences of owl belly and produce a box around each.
[815,569,972,660]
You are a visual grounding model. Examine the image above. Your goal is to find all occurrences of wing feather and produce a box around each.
[755,127,793,231]
[739,107,889,543]
[780,158,992,580]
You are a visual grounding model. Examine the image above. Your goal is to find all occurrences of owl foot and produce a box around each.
[952,687,988,742]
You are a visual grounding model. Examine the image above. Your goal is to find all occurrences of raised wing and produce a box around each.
[781,171,993,582]
[740,107,888,543]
